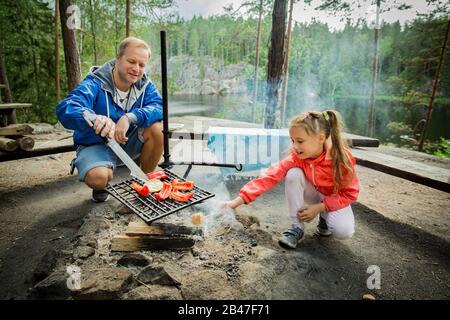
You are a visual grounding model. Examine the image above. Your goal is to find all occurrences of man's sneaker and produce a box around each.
[91,189,110,203]
[315,216,332,237]
[278,226,304,249]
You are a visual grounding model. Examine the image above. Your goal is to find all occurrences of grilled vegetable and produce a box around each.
[131,182,150,197]
[169,190,193,202]
[146,171,169,180]
[171,179,194,191]
[154,182,172,201]
[144,179,163,193]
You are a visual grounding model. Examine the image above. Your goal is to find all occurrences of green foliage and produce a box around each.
[433,138,450,158]
[386,121,412,144]
[0,0,58,123]
[421,137,450,158]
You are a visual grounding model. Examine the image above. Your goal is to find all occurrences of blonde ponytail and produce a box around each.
[325,110,354,193]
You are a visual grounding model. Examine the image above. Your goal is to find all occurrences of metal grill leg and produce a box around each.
[183,164,193,179]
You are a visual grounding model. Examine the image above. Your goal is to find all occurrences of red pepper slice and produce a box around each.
[131,182,150,197]
[169,190,193,202]
[146,171,169,180]
[171,179,194,191]
[154,182,172,201]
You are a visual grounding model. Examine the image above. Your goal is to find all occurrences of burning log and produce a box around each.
[110,220,200,252]
[110,235,196,252]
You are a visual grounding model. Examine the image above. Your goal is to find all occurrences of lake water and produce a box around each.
[168,93,449,143]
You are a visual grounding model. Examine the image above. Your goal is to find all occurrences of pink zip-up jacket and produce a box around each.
[239,148,359,212]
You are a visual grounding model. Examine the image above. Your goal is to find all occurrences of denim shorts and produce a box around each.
[73,126,145,182]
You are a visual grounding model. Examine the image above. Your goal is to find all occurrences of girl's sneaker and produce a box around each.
[278,226,304,249]
[316,216,332,237]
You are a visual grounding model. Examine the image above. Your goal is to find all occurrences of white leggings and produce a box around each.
[285,168,355,240]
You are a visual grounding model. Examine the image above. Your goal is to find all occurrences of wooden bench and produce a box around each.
[352,147,450,193]
[0,103,32,125]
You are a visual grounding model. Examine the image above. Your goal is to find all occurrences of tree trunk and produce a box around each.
[367,0,380,137]
[0,47,15,124]
[0,47,13,103]
[264,0,287,129]
[126,0,131,37]
[55,0,60,102]
[89,0,97,65]
[79,16,84,65]
[280,0,295,127]
[59,0,82,91]
[115,0,119,51]
[419,17,450,151]
[251,0,264,123]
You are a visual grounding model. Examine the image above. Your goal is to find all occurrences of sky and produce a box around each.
[170,0,448,30]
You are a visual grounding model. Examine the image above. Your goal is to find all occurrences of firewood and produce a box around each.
[14,136,34,151]
[0,137,18,152]
[110,234,195,252]
[125,220,199,237]
[0,124,33,136]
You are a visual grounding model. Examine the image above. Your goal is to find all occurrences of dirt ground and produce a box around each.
[0,142,449,300]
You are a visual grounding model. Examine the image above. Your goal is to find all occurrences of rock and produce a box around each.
[239,262,276,299]
[75,268,133,300]
[137,265,181,286]
[122,285,183,300]
[199,254,209,261]
[254,246,286,275]
[117,254,151,267]
[73,246,95,260]
[33,249,59,283]
[157,55,248,95]
[191,247,200,257]
[235,212,260,229]
[77,236,97,248]
[29,271,72,300]
[363,293,376,300]
[77,217,111,237]
[29,123,55,134]
[180,270,236,299]
[115,204,133,215]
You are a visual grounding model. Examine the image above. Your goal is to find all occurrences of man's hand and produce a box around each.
[298,203,325,223]
[115,115,130,144]
[92,114,115,140]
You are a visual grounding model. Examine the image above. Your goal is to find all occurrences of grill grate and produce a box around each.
[105,169,214,223]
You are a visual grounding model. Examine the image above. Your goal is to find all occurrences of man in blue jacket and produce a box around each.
[57,37,163,202]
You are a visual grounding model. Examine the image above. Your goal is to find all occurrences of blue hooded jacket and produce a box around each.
[56,60,163,146]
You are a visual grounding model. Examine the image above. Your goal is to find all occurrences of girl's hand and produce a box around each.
[298,203,325,223]
[225,196,245,210]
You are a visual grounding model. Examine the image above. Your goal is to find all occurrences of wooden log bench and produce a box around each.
[0,124,36,152]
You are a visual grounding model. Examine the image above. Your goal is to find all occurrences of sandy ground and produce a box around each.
[0,140,449,299]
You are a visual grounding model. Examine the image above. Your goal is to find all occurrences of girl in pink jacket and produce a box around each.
[226,110,359,249]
